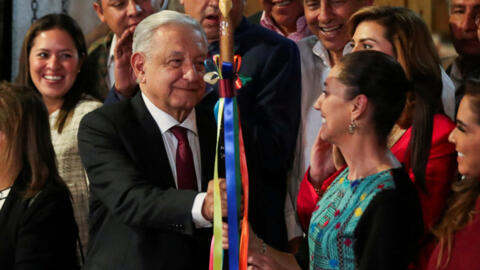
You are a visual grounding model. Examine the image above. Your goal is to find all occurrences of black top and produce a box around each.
[0,174,79,270]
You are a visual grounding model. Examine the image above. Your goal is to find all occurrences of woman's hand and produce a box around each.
[309,132,337,186]
[247,253,287,270]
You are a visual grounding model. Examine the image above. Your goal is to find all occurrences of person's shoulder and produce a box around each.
[80,96,134,128]
[25,180,72,214]
[433,114,455,129]
[247,11,262,25]
[297,35,319,49]
[387,167,421,202]
[432,114,456,139]
[244,21,297,48]
[87,32,113,55]
[75,95,103,112]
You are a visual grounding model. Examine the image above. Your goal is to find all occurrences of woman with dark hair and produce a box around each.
[296,7,457,268]
[16,13,102,253]
[247,51,423,270]
[336,7,457,267]
[0,82,79,269]
[427,80,480,270]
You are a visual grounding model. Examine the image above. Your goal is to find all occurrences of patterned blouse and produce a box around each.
[308,167,423,270]
[49,95,102,254]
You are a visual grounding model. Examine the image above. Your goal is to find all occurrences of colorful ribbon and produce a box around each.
[209,55,249,270]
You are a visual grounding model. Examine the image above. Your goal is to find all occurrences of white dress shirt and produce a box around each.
[106,35,117,90]
[0,187,11,211]
[142,93,211,228]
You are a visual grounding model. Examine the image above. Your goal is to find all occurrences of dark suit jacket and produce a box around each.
[78,92,217,270]
[205,18,301,250]
[0,173,79,269]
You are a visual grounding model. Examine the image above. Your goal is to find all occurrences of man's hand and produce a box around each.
[114,25,137,97]
[202,178,227,221]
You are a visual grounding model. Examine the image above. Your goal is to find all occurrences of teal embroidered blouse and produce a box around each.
[307,167,423,270]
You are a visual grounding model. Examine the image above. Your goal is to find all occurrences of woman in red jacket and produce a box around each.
[428,81,480,270]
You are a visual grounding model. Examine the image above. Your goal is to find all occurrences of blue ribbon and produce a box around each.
[224,97,239,270]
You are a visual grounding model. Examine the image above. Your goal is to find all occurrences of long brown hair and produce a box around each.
[0,82,64,198]
[16,14,101,133]
[432,81,480,268]
[348,6,444,192]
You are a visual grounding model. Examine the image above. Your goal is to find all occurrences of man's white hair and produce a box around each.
[132,10,207,57]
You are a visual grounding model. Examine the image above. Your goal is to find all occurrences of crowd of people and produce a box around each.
[0,0,479,269]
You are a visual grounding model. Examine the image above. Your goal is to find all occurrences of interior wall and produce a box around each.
[11,0,100,80]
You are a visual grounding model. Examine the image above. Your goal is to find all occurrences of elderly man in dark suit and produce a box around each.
[78,11,226,270]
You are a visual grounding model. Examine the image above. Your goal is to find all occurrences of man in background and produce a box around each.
[86,0,154,100]
[446,0,480,111]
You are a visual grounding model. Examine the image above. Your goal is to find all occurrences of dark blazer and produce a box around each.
[206,18,301,250]
[0,173,79,270]
[78,92,217,270]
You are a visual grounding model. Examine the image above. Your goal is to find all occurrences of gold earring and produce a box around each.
[348,120,357,134]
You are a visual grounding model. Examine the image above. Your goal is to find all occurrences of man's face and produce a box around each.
[133,24,207,119]
[262,0,304,32]
[181,0,244,43]
[93,0,154,37]
[449,0,480,56]
[304,0,370,54]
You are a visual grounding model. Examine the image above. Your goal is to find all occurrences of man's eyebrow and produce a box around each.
[167,51,184,58]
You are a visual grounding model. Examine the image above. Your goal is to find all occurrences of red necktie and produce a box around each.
[170,126,197,190]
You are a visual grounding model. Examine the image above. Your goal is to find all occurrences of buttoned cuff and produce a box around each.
[192,192,212,228]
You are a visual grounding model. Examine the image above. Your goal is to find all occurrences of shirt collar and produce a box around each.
[141,92,197,135]
[107,34,118,68]
[311,37,332,67]
[259,11,311,42]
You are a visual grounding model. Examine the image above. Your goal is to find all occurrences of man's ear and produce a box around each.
[351,94,368,121]
[93,2,105,23]
[131,52,146,84]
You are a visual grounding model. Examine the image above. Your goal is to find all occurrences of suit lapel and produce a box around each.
[196,105,217,192]
[129,93,176,188]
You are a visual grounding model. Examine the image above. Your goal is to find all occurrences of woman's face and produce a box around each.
[29,28,81,104]
[348,20,395,57]
[449,95,480,178]
[314,65,352,144]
